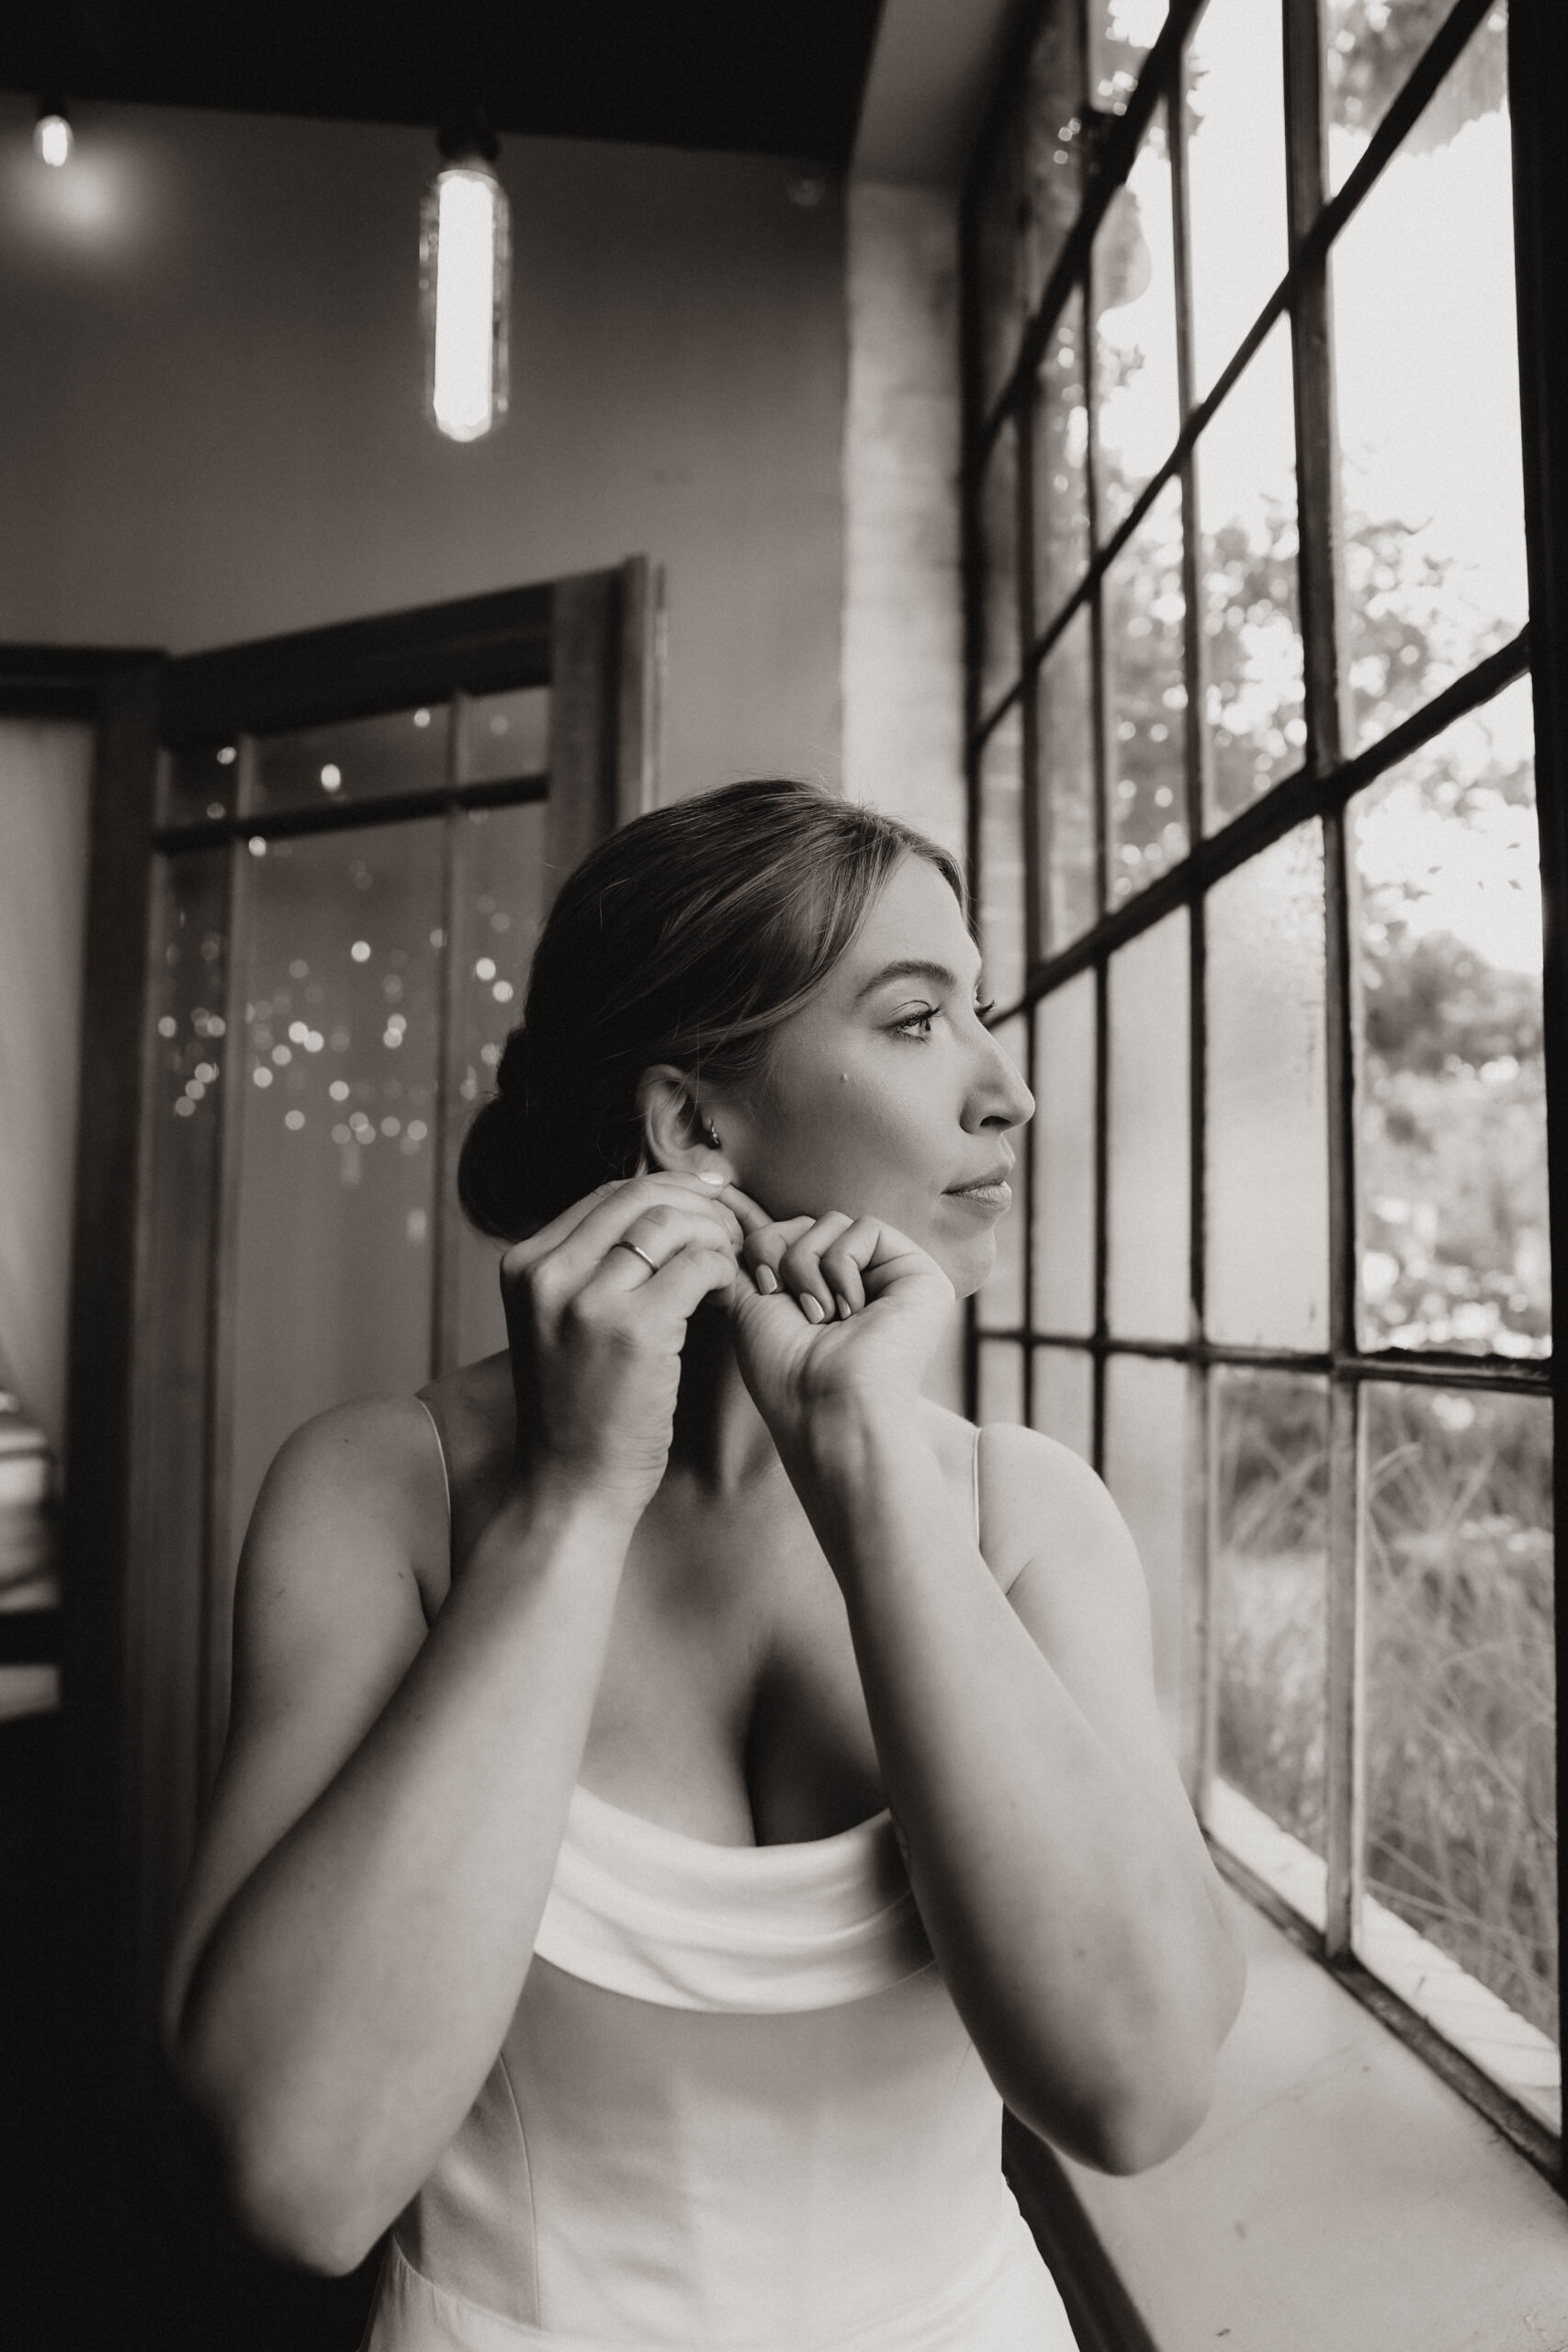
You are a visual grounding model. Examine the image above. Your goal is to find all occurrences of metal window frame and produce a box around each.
[961,0,1565,2188]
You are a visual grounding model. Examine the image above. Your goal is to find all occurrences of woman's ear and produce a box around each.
[636,1064,732,1182]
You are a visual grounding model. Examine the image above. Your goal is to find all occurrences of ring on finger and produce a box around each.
[613,1238,660,1275]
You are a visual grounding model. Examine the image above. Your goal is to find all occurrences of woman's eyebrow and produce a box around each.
[853,957,970,1002]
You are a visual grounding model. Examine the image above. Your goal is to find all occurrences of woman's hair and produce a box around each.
[457,777,966,1240]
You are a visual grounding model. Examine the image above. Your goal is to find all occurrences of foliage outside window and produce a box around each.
[963,0,1557,2169]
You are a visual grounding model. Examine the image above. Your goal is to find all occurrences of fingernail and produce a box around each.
[755,1264,779,1295]
[835,1293,854,1319]
[800,1293,826,1324]
[697,1171,726,1187]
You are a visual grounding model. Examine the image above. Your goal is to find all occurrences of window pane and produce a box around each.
[1213,1369,1328,1858]
[1362,1381,1558,2123]
[1183,0,1289,401]
[1331,9,1524,758]
[980,423,1022,711]
[976,1015,1029,1331]
[1032,288,1090,639]
[1104,474,1188,906]
[1103,1351,1188,1744]
[1353,678,1549,1359]
[977,1338,1027,1429]
[977,708,1027,1012]
[449,803,549,1366]
[1089,0,1169,114]
[1033,1344,1095,1463]
[1196,319,1305,829]
[1033,969,1097,1336]
[975,107,1029,414]
[1093,104,1179,541]
[461,687,550,784]
[1108,909,1190,1340]
[1207,823,1330,1350]
[246,705,449,816]
[228,822,444,1566]
[1325,0,1500,198]
[1036,605,1098,954]
[1022,6,1087,314]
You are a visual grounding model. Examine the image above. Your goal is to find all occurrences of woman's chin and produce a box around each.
[931,1224,997,1302]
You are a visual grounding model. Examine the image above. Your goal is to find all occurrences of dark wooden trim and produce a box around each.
[51,654,166,2291]
[161,580,552,745]
[545,571,620,899]
[0,643,161,719]
[1002,2113,1162,2352]
[152,768,548,854]
[1509,0,1568,2183]
[0,1607,62,1665]
[614,554,664,824]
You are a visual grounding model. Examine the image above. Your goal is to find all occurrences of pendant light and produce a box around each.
[420,111,511,444]
[34,97,73,167]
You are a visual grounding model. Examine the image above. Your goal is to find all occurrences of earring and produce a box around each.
[704,1120,721,1149]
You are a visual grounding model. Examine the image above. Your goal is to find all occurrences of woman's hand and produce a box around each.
[501,1173,745,1522]
[725,1204,955,1453]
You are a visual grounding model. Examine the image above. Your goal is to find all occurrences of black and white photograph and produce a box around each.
[2,4,1565,2347]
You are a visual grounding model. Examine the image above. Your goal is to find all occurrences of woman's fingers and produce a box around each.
[583,1204,742,1295]
[779,1216,857,1322]
[818,1219,881,1317]
[739,1211,916,1321]
[741,1216,816,1299]
[509,1174,742,1305]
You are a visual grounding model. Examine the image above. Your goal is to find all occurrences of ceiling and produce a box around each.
[0,0,886,169]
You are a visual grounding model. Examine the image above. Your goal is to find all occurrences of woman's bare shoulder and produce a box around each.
[971,1418,1140,1599]
[919,1405,1135,1597]
[243,1391,453,1617]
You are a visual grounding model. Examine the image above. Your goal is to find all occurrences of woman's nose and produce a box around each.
[978,1028,1035,1128]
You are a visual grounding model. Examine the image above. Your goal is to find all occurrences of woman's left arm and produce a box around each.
[796,1401,1246,2176]
[726,1201,1247,2177]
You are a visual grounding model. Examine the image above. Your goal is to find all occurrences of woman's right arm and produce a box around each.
[161,1175,744,2276]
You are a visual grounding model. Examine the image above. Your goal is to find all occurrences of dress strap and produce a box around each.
[416,1394,452,1532]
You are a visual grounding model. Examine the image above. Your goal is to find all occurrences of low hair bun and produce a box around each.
[496,1024,532,1103]
[457,1030,535,1244]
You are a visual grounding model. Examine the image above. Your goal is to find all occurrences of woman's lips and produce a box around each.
[944,1180,1012,1209]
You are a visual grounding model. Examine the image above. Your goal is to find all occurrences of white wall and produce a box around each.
[0,96,847,798]
[840,180,964,866]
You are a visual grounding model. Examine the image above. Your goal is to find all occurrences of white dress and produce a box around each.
[360,1422,1080,2351]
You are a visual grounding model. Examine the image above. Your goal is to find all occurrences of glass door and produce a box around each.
[122,561,660,2043]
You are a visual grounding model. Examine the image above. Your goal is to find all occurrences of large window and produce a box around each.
[963,0,1560,2174]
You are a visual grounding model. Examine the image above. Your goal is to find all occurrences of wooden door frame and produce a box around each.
[0,643,164,2312]
[4,558,662,2144]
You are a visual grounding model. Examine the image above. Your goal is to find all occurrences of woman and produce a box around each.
[163,779,1245,2351]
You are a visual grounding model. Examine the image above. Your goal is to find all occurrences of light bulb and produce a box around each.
[420,160,511,443]
[35,111,73,168]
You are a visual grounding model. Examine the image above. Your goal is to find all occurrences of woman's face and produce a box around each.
[719,854,1035,1298]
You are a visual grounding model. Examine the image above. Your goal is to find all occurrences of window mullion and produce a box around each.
[1508,0,1568,2162]
[1168,36,1214,1808]
[1282,0,1348,776]
[1281,0,1361,1960]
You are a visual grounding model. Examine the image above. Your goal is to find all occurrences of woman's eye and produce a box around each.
[975,998,996,1023]
[891,1006,939,1038]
